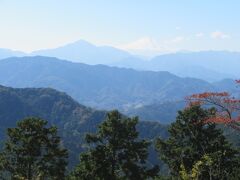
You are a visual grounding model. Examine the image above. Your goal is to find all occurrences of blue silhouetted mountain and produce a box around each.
[32,40,131,64]
[1,40,240,82]
[0,56,223,110]
[124,100,186,124]
[0,48,25,60]
[112,51,240,82]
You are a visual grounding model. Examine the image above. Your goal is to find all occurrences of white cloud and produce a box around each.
[169,36,185,43]
[117,37,174,56]
[119,36,186,52]
[175,26,181,30]
[118,37,160,51]
[116,36,187,57]
[210,31,230,39]
[195,32,204,38]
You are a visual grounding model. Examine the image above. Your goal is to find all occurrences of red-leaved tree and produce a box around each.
[186,80,240,131]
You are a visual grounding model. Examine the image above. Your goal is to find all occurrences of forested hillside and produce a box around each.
[0,85,168,168]
[125,100,186,124]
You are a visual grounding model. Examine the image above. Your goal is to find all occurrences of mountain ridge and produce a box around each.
[0,84,169,167]
[0,40,239,82]
[31,40,132,64]
[0,56,220,112]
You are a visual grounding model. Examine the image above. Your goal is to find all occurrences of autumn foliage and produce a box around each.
[186,80,240,131]
[236,79,240,84]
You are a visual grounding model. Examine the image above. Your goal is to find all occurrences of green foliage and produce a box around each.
[0,118,68,180]
[70,110,159,180]
[179,154,213,180]
[0,85,169,169]
[156,106,240,179]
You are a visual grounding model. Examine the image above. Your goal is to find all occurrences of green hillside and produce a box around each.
[0,85,168,168]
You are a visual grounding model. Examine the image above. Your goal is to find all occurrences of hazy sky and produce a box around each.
[0,0,239,54]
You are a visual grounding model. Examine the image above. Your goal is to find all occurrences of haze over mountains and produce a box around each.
[0,40,133,65]
[0,56,212,107]
[0,48,25,60]
[0,56,238,123]
[0,39,239,124]
[0,40,240,82]
[115,51,239,82]
[32,40,132,65]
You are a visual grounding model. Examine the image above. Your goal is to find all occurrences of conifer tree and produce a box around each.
[0,117,68,180]
[156,106,240,179]
[70,110,159,180]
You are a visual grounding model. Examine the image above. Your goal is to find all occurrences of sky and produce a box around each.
[0,0,239,55]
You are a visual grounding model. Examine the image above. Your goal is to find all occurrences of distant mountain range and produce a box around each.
[1,40,240,82]
[0,48,25,59]
[0,56,229,113]
[0,85,168,168]
[124,101,186,124]
[112,51,240,82]
[32,40,132,65]
[0,40,132,65]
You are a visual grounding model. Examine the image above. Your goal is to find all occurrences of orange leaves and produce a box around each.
[235,79,240,84]
[190,92,229,99]
[186,79,240,131]
[204,116,232,124]
[187,91,240,109]
[223,98,240,104]
[236,116,240,122]
[188,101,203,107]
[203,116,240,132]
[186,92,230,106]
[186,91,233,110]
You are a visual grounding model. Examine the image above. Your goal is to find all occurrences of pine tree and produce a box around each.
[0,117,68,179]
[156,106,240,179]
[70,110,159,180]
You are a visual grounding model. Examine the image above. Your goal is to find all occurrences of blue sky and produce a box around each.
[0,0,239,54]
